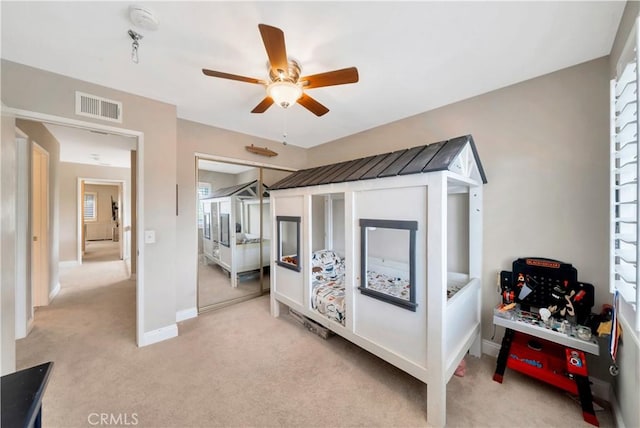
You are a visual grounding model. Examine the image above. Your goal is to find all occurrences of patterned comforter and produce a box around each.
[366,270,410,300]
[311,250,346,326]
[309,251,465,324]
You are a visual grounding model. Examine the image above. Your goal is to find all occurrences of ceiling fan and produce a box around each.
[202,24,359,117]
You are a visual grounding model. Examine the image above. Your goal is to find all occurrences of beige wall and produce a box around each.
[235,168,258,185]
[3,60,177,338]
[609,3,640,428]
[309,57,610,346]
[198,170,236,191]
[176,118,306,314]
[1,110,17,374]
[59,162,130,262]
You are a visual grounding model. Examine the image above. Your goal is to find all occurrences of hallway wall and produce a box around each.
[1,110,17,374]
[15,119,61,304]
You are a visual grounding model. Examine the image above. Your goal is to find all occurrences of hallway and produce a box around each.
[21,238,136,356]
[83,240,122,263]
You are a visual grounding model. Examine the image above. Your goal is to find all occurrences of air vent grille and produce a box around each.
[75,91,122,123]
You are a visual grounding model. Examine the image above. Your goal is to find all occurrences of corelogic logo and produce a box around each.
[88,413,139,426]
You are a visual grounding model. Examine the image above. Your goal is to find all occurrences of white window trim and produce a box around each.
[84,191,98,222]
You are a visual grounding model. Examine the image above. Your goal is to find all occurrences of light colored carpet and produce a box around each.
[17,245,614,428]
[83,240,121,263]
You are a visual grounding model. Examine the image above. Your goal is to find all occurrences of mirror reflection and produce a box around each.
[197,160,292,311]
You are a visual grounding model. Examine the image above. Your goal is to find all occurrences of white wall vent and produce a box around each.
[75,91,123,123]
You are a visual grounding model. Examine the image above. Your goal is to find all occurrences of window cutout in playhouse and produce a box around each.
[277,216,301,272]
[220,213,230,247]
[359,218,418,311]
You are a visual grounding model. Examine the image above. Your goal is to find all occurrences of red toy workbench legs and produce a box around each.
[493,329,599,427]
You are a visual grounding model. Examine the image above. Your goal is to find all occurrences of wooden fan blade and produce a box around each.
[298,93,329,116]
[258,24,289,77]
[202,69,263,84]
[251,97,274,113]
[300,67,359,89]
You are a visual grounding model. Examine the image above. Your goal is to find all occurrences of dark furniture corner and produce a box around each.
[1,361,54,428]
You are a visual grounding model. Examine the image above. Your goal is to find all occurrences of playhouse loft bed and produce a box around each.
[268,135,486,427]
[201,180,270,287]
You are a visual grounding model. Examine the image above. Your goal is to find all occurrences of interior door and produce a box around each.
[31,143,49,307]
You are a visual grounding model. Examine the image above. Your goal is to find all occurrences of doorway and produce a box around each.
[196,158,292,311]
[10,109,145,346]
[79,179,127,264]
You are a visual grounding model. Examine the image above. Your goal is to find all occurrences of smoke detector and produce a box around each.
[129,5,159,31]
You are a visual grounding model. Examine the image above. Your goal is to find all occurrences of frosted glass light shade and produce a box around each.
[267,81,303,108]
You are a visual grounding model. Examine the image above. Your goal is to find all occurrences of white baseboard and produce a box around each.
[59,260,79,268]
[589,377,611,402]
[482,340,611,401]
[482,339,501,357]
[610,385,626,428]
[176,307,198,322]
[49,282,61,301]
[138,324,178,347]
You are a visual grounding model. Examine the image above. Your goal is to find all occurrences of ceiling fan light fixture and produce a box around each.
[267,81,302,109]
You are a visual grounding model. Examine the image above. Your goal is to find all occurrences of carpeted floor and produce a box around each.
[83,240,121,263]
[16,244,614,428]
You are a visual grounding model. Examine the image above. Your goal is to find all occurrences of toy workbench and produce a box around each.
[493,257,600,427]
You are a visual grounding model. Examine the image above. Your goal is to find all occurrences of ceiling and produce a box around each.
[198,159,255,175]
[1,2,625,149]
[45,123,136,168]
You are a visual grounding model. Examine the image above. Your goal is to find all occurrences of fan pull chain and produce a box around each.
[282,109,288,145]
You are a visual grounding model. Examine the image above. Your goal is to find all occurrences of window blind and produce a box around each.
[611,20,640,331]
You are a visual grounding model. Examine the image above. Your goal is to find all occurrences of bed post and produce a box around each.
[230,196,238,288]
[426,173,448,428]
[270,195,280,317]
[469,184,483,357]
[344,190,355,331]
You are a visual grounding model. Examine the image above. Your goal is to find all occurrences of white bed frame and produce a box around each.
[201,181,270,287]
[269,137,484,427]
[218,238,270,275]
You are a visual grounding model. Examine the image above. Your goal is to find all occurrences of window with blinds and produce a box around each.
[84,192,97,222]
[611,18,640,331]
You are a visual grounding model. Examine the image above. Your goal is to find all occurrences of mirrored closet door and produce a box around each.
[196,159,292,311]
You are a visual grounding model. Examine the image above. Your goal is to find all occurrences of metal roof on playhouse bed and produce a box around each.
[269,134,487,190]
